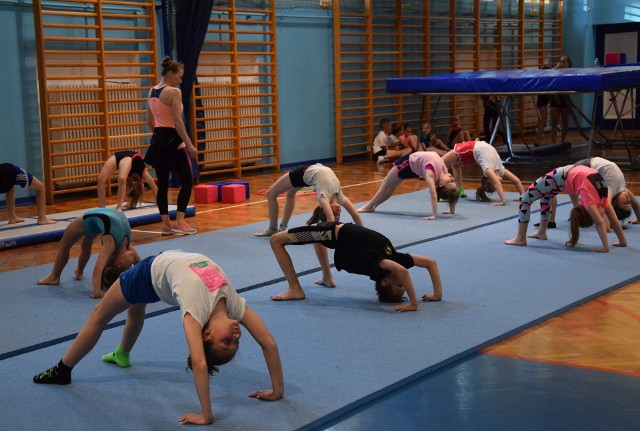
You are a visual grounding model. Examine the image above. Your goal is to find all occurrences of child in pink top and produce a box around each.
[358,152,459,220]
[504,164,626,252]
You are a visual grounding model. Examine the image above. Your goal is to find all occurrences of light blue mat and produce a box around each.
[1,191,638,431]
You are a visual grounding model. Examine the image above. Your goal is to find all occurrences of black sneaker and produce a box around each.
[33,365,70,385]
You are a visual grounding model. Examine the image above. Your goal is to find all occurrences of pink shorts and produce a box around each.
[453,141,476,164]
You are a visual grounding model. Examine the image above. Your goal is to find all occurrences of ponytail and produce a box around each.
[307,206,327,225]
[566,206,594,247]
[475,176,495,202]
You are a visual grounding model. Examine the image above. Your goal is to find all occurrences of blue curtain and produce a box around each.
[174,0,215,181]
[175,0,214,137]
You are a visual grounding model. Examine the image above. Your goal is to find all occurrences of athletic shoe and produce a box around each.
[162,224,174,236]
[376,156,386,163]
[172,222,197,235]
[33,365,70,385]
[254,227,278,237]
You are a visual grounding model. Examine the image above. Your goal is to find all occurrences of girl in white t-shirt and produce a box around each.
[441,139,525,204]
[254,163,363,237]
[33,250,284,426]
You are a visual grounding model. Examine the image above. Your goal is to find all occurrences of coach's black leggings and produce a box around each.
[155,147,192,215]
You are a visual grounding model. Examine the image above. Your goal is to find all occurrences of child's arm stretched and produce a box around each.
[604,203,627,248]
[421,172,438,220]
[142,169,158,201]
[91,235,117,298]
[485,169,506,205]
[241,307,284,400]
[180,314,214,425]
[502,169,525,198]
[319,196,335,222]
[379,259,418,312]
[410,254,442,302]
[341,196,363,226]
[627,189,640,224]
[587,205,617,252]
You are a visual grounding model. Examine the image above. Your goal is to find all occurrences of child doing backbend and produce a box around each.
[33,250,284,426]
[254,163,363,237]
[540,157,640,228]
[269,206,443,311]
[504,164,627,252]
[357,151,459,220]
[441,140,525,202]
[37,208,139,298]
[0,163,54,225]
[97,151,158,211]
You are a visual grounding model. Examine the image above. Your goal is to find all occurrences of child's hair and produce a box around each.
[475,176,495,202]
[436,185,460,205]
[390,123,403,136]
[307,205,328,225]
[612,192,632,220]
[125,177,144,209]
[160,56,183,76]
[374,281,404,303]
[379,118,390,129]
[186,323,238,376]
[100,253,125,291]
[565,206,594,247]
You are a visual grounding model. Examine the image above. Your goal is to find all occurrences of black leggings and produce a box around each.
[156,147,192,215]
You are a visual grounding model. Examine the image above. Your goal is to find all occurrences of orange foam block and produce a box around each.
[194,184,219,203]
[221,184,246,203]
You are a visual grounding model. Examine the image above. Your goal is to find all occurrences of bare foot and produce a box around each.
[504,237,527,246]
[37,218,56,225]
[8,217,25,224]
[37,275,60,285]
[314,277,336,288]
[527,231,547,240]
[270,289,305,301]
[357,206,374,213]
[74,269,84,281]
[90,291,104,299]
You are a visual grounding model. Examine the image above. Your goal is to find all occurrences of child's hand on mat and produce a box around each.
[248,389,282,401]
[421,294,441,302]
[392,303,418,312]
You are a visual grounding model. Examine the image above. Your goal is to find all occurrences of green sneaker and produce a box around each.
[102,347,130,368]
[457,186,467,198]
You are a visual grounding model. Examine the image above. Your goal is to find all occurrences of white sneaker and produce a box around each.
[254,227,278,237]
[376,156,386,163]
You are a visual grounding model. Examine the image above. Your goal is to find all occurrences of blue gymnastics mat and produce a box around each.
[1,191,638,431]
[0,203,195,250]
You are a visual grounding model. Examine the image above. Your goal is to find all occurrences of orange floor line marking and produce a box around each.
[593,298,640,322]
[480,350,640,377]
